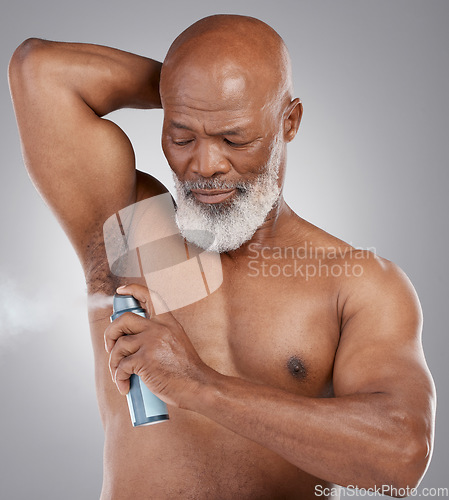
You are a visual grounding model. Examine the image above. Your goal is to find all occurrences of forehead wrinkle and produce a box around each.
[167,115,255,138]
[164,94,247,113]
[164,95,254,124]
[162,60,288,129]
[164,81,264,137]
[170,120,246,134]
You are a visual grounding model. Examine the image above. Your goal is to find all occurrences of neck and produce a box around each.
[224,196,306,259]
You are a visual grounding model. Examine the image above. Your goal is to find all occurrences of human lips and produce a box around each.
[190,188,236,204]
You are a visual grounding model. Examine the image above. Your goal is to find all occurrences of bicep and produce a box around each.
[333,259,434,412]
[10,48,145,256]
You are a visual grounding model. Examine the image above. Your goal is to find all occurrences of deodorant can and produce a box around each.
[110,294,169,427]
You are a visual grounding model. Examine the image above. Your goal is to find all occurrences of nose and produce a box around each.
[190,140,231,178]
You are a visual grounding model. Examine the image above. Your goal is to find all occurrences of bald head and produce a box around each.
[160,15,294,113]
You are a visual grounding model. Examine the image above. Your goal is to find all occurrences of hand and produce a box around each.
[104,284,211,409]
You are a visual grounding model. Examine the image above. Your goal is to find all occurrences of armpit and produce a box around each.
[83,228,123,296]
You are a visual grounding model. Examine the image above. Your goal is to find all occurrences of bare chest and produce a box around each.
[171,268,340,397]
[88,244,342,400]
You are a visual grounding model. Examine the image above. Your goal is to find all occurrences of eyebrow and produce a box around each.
[169,120,246,136]
[170,121,193,131]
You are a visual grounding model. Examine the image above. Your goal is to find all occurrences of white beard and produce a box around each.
[172,134,283,253]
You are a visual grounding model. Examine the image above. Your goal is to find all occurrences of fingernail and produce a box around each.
[117,285,127,290]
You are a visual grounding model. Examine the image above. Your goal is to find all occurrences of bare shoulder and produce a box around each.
[296,219,421,330]
[338,248,422,328]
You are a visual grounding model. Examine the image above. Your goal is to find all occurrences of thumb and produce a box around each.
[116,283,156,317]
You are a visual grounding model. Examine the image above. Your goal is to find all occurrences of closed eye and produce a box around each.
[173,139,194,146]
[224,138,250,148]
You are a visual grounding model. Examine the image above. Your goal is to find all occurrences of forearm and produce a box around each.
[190,370,427,493]
[10,38,162,116]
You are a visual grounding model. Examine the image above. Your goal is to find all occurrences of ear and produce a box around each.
[283,98,303,142]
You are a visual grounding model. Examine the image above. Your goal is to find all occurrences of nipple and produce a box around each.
[287,356,307,379]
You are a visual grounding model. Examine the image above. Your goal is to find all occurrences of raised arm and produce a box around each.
[8,38,166,268]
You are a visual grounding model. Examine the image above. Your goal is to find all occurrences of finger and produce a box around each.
[109,334,141,380]
[114,355,138,395]
[116,283,156,317]
[104,312,148,353]
[117,283,175,322]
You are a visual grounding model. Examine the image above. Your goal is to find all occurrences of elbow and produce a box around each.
[399,437,432,493]
[384,397,435,497]
[382,431,433,497]
[14,37,45,54]
[358,403,435,498]
[10,38,44,67]
[8,38,48,90]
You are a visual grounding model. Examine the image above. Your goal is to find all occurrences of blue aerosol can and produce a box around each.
[110,294,169,427]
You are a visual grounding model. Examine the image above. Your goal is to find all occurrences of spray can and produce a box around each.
[110,294,169,427]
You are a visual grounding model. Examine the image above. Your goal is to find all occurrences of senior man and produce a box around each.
[9,14,435,500]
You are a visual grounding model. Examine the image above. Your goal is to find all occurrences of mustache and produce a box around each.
[179,178,250,194]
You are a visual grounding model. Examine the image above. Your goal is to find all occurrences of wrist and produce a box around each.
[182,365,226,413]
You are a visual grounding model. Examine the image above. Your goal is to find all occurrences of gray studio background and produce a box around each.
[1,1,448,498]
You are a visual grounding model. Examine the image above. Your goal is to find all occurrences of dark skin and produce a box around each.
[9,14,435,500]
